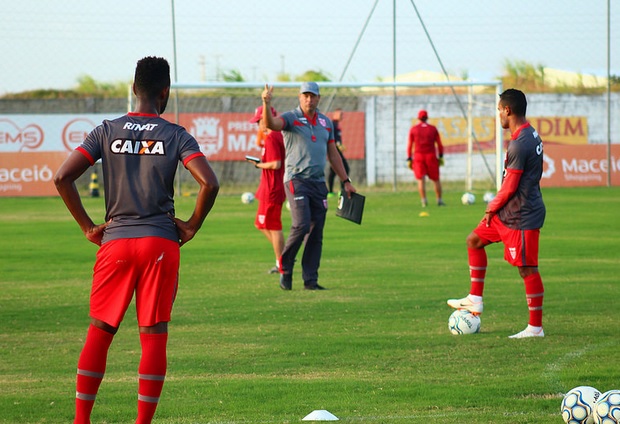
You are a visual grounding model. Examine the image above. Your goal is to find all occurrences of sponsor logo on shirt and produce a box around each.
[123,122,159,131]
[110,139,165,155]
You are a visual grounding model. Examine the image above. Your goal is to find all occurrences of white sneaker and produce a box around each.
[509,326,544,339]
[446,295,483,315]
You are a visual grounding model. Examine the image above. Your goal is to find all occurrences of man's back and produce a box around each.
[79,113,202,243]
[409,122,440,155]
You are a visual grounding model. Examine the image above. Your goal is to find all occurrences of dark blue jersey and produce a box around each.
[498,123,546,230]
[78,112,203,243]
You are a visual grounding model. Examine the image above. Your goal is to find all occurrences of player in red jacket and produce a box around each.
[406,110,445,207]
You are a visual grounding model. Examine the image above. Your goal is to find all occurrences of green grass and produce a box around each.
[1,186,619,423]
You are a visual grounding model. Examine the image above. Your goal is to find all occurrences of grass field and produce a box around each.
[1,186,619,423]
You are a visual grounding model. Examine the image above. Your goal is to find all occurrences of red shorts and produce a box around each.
[474,214,540,267]
[255,200,283,231]
[413,153,440,181]
[91,237,180,327]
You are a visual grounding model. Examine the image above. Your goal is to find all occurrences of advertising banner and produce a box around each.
[0,112,366,196]
[541,144,620,187]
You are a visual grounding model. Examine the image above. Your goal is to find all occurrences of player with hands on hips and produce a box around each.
[54,56,219,424]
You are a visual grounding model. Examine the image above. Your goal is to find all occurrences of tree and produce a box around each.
[296,70,331,82]
[221,69,245,82]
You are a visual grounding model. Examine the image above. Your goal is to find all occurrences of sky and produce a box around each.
[0,0,618,94]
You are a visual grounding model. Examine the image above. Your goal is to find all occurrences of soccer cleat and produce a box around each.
[268,266,279,274]
[279,273,292,290]
[437,199,446,206]
[508,326,544,339]
[421,199,428,208]
[447,296,483,315]
[304,283,326,290]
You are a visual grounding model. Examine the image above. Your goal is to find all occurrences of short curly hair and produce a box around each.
[133,56,170,99]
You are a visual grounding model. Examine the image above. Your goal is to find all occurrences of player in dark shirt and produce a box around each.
[448,89,546,339]
[54,56,219,423]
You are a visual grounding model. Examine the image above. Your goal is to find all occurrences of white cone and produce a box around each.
[302,409,339,421]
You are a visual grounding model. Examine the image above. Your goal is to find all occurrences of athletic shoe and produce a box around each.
[421,199,428,208]
[437,200,446,206]
[508,326,545,339]
[446,295,483,315]
[268,266,279,274]
[304,283,326,290]
[279,274,292,290]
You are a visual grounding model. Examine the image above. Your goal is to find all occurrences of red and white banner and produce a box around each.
[0,112,366,196]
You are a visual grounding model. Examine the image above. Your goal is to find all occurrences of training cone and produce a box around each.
[302,409,339,421]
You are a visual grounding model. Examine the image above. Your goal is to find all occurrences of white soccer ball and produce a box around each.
[241,192,255,204]
[461,192,476,205]
[483,191,496,204]
[561,386,601,424]
[448,310,480,335]
[592,390,620,424]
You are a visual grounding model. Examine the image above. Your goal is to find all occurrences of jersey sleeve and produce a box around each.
[279,111,295,131]
[77,123,105,164]
[177,128,204,166]
[435,127,444,156]
[505,139,528,171]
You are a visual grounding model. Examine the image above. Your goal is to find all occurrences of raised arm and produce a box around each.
[261,84,284,131]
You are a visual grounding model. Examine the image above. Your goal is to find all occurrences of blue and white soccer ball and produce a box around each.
[561,386,601,424]
[483,191,496,204]
[461,192,476,205]
[241,192,255,204]
[448,310,480,335]
[592,390,620,424]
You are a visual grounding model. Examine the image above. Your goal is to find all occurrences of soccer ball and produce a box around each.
[483,191,496,204]
[241,192,255,204]
[461,192,476,205]
[592,390,620,424]
[561,386,601,424]
[448,310,480,335]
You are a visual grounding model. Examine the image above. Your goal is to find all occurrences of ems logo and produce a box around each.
[111,139,165,155]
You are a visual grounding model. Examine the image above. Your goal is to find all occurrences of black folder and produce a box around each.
[336,192,365,225]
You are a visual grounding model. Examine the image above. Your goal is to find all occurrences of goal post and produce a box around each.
[130,80,503,191]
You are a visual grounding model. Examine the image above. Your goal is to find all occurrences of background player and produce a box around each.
[406,109,445,207]
[54,56,219,423]
[247,105,286,274]
[447,88,546,339]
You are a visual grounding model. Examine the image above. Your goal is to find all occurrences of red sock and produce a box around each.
[75,324,114,424]
[524,273,544,327]
[136,333,168,424]
[468,248,487,297]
